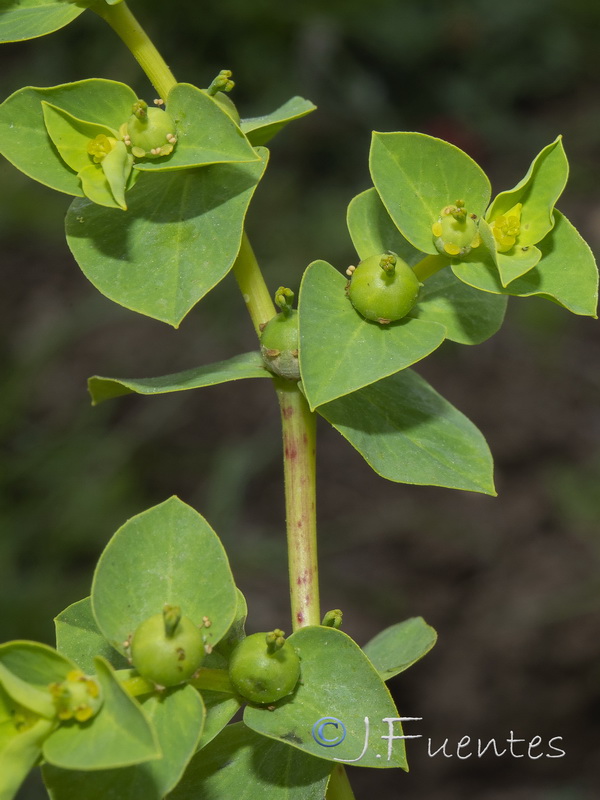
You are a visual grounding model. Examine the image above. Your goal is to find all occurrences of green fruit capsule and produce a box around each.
[124,100,177,159]
[228,629,301,705]
[431,200,481,257]
[260,289,300,380]
[130,605,204,687]
[347,253,420,324]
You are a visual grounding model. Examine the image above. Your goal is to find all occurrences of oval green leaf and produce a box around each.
[241,96,317,147]
[0,0,88,43]
[197,691,242,751]
[0,79,137,196]
[298,260,446,409]
[65,149,268,326]
[88,351,270,405]
[54,597,128,674]
[505,211,598,316]
[42,657,160,771]
[43,683,203,798]
[134,83,260,173]
[171,722,332,800]
[244,626,407,769]
[347,187,422,265]
[317,369,496,495]
[363,617,438,680]
[91,496,238,657]
[370,132,491,254]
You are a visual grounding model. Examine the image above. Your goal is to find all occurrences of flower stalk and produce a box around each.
[93,1,177,100]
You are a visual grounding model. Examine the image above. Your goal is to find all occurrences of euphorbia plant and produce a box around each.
[0,2,597,799]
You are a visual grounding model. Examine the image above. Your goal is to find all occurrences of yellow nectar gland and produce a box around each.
[432,200,481,257]
[49,669,102,723]
[87,134,118,164]
[489,202,522,252]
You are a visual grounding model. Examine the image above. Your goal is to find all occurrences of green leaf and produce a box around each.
[0,685,55,800]
[65,150,268,326]
[43,684,203,799]
[91,496,238,658]
[171,722,332,800]
[212,587,248,659]
[101,140,133,209]
[506,211,598,316]
[413,267,507,345]
[451,246,505,295]
[347,187,422,265]
[370,132,491,254]
[134,83,259,173]
[0,0,87,43]
[42,657,161,771]
[363,618,438,680]
[298,260,445,409]
[241,96,317,147]
[0,79,138,196]
[486,137,569,247]
[453,211,599,317]
[54,597,129,674]
[245,626,406,768]
[78,162,123,210]
[317,369,495,495]
[495,245,541,287]
[197,691,241,751]
[0,641,75,718]
[88,351,270,405]
[346,187,507,344]
[41,102,117,173]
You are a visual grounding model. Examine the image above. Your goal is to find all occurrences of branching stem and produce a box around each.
[232,233,277,334]
[275,379,320,630]
[93,1,177,100]
[412,253,449,282]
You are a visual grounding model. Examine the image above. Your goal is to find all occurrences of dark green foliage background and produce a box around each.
[1,1,599,798]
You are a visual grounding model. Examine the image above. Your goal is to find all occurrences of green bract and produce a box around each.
[347,252,421,323]
[228,631,301,704]
[130,607,205,687]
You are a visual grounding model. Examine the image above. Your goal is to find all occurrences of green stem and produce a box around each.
[275,380,320,630]
[92,1,177,100]
[232,233,277,335]
[326,764,356,800]
[118,667,234,697]
[412,253,449,283]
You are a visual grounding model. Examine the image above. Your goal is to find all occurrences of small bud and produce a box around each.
[207,69,235,96]
[132,99,148,120]
[489,202,522,253]
[163,604,182,638]
[379,253,397,275]
[274,286,295,315]
[87,134,118,164]
[49,670,103,723]
[321,609,343,629]
[266,628,286,653]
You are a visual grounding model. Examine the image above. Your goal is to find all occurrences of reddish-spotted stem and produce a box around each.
[275,378,320,629]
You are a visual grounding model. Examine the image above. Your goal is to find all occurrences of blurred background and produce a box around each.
[2,0,600,798]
